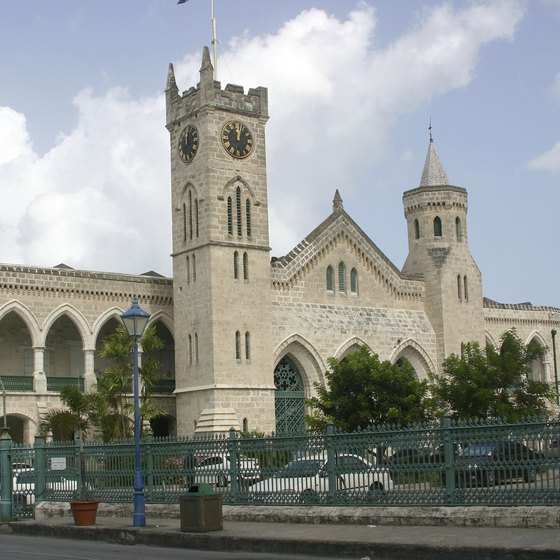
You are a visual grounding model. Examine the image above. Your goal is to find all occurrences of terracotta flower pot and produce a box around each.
[70,500,99,526]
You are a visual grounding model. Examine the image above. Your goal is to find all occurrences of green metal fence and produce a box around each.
[2,415,559,520]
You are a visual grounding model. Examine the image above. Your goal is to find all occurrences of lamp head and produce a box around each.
[121,298,151,338]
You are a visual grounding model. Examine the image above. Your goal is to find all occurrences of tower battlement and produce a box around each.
[166,47,268,129]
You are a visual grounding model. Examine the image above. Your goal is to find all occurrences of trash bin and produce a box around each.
[179,483,223,532]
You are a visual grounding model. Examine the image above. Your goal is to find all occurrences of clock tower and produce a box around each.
[166,47,275,435]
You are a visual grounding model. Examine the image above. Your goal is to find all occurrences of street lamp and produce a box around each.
[121,298,151,527]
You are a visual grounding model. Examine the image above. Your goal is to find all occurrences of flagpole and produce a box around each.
[211,0,218,79]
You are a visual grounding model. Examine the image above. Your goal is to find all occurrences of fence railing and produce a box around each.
[2,415,560,520]
[0,375,34,392]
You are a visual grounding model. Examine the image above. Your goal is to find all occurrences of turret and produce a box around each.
[402,134,484,370]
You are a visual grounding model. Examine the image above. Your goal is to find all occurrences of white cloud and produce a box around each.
[529,142,560,173]
[0,1,526,272]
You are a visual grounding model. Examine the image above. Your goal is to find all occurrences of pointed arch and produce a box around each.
[0,300,41,346]
[525,331,548,383]
[485,331,498,351]
[389,338,434,381]
[334,337,370,361]
[273,334,326,393]
[42,304,91,348]
[433,216,442,237]
[220,174,259,205]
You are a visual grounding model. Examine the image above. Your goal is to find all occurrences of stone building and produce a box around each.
[0,48,558,442]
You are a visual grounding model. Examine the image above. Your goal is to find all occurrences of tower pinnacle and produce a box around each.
[419,137,449,187]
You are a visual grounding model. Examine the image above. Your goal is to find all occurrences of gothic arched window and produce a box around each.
[434,216,442,237]
[235,331,241,360]
[245,331,250,360]
[338,262,346,293]
[455,217,462,240]
[243,252,249,280]
[414,219,420,240]
[246,199,252,238]
[227,196,233,235]
[351,268,358,294]
[326,266,334,291]
[236,186,242,236]
[233,251,239,279]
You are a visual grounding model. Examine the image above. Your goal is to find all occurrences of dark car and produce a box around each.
[451,442,542,487]
[386,447,435,465]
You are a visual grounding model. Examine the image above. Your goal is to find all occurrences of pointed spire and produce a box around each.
[419,128,449,187]
[166,63,178,93]
[200,46,214,75]
[333,189,343,212]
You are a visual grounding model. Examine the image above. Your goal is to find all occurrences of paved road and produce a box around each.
[0,533,338,560]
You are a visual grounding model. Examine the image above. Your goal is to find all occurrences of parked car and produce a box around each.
[386,447,435,465]
[449,442,543,487]
[12,465,80,507]
[248,452,393,503]
[544,440,560,458]
[194,454,261,487]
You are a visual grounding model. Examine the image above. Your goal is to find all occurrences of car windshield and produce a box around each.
[459,444,496,458]
[274,459,322,478]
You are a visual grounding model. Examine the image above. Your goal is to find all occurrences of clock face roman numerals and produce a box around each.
[178,124,199,164]
[221,121,253,159]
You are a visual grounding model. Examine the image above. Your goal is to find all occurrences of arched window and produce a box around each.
[245,331,250,360]
[236,186,242,236]
[192,254,196,281]
[243,252,249,280]
[195,199,199,238]
[246,199,252,237]
[188,190,193,240]
[243,418,249,433]
[227,196,233,235]
[350,268,358,294]
[235,331,241,360]
[338,262,346,293]
[186,255,190,284]
[414,219,420,240]
[195,332,199,364]
[463,275,468,302]
[434,216,442,237]
[188,334,193,365]
[183,203,187,242]
[326,266,334,291]
[455,217,462,241]
[233,251,239,279]
[457,274,462,300]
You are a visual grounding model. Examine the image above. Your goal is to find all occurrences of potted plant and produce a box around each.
[39,385,100,526]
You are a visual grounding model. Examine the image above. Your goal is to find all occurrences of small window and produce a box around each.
[326,266,334,291]
[243,252,249,280]
[195,199,199,238]
[183,203,187,242]
[188,190,193,240]
[245,331,250,360]
[350,268,358,294]
[246,199,252,237]
[434,216,442,237]
[192,254,196,281]
[457,275,462,300]
[236,186,242,236]
[186,255,190,284]
[414,219,420,240]
[195,332,199,364]
[235,331,241,360]
[233,251,239,279]
[464,275,468,302]
[227,197,233,235]
[188,334,193,365]
[455,217,462,240]
[338,262,346,293]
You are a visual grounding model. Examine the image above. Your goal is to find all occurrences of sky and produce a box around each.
[1,0,559,308]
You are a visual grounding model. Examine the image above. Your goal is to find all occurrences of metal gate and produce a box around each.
[274,358,305,435]
[11,444,35,519]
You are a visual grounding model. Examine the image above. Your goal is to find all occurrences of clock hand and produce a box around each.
[235,123,241,141]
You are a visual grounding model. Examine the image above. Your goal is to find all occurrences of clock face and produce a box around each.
[221,121,254,159]
[178,124,199,164]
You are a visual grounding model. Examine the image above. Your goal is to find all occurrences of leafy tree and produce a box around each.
[96,324,166,441]
[41,325,166,443]
[431,329,552,421]
[306,346,432,432]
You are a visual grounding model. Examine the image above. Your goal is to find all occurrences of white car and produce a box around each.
[12,466,79,507]
[194,455,261,487]
[248,452,393,503]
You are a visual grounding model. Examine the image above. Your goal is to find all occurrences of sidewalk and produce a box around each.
[3,505,560,560]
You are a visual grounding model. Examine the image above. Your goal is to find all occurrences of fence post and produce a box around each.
[441,412,455,502]
[325,422,337,503]
[34,435,46,502]
[0,429,13,521]
[74,436,82,501]
[145,432,153,501]
[229,428,238,500]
